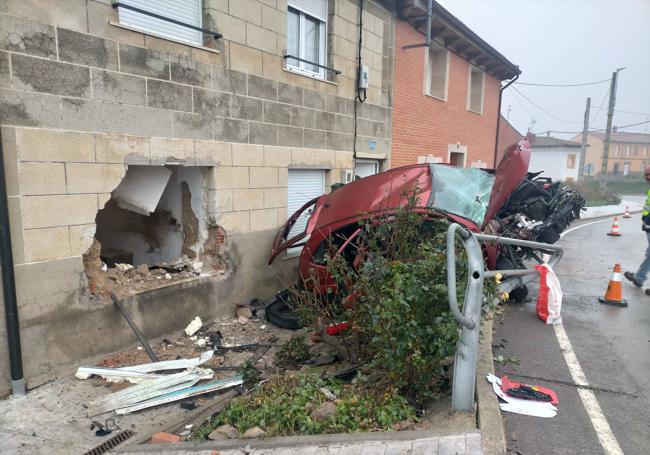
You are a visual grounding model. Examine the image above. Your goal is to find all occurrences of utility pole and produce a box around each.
[578,97,591,183]
[601,68,625,192]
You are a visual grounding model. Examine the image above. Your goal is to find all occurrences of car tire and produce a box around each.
[508,284,529,303]
[265,298,303,330]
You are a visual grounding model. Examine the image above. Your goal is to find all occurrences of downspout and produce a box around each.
[493,73,519,167]
[0,129,25,395]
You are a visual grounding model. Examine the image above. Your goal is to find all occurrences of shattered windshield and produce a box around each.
[427,164,495,225]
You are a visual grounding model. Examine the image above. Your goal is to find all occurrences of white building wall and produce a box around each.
[529,148,581,181]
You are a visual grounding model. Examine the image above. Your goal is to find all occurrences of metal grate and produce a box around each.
[83,430,134,455]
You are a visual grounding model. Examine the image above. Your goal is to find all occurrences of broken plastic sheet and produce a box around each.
[427,164,495,226]
[486,374,557,418]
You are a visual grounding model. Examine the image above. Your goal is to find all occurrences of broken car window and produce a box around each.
[427,164,495,225]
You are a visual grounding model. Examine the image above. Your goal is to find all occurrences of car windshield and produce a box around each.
[427,164,495,225]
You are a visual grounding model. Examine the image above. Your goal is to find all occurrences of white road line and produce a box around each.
[555,218,625,454]
[560,218,613,238]
[554,324,624,455]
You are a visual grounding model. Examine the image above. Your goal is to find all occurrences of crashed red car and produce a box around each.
[269,138,584,302]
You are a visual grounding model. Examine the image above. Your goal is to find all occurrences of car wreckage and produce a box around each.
[267,139,585,326]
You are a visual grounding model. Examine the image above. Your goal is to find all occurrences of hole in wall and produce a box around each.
[83,165,229,297]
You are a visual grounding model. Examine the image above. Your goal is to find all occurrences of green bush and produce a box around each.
[566,181,621,206]
[194,374,415,438]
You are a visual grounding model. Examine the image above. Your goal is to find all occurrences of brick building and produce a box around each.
[0,0,397,393]
[390,1,520,169]
[572,130,650,176]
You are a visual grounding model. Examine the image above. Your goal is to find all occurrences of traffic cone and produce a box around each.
[607,217,622,236]
[622,206,632,218]
[598,263,628,307]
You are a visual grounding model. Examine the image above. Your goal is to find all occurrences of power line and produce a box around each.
[515,78,611,87]
[532,119,650,135]
[512,86,582,124]
[590,106,650,116]
[509,89,550,131]
[589,88,609,124]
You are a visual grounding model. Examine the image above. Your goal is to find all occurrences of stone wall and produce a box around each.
[0,0,396,394]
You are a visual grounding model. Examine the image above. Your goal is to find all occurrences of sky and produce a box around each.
[437,0,650,139]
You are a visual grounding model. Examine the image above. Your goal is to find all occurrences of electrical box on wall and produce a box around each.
[358,65,369,89]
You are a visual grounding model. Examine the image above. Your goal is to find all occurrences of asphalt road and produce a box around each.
[494,213,650,455]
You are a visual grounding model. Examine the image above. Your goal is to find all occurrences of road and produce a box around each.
[494,213,650,455]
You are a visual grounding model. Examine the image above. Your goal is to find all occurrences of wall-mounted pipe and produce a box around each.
[0,129,26,395]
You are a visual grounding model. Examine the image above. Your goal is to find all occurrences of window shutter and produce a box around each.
[288,0,328,22]
[118,0,202,45]
[287,169,325,236]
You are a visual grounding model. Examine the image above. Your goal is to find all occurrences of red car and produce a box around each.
[267,138,584,326]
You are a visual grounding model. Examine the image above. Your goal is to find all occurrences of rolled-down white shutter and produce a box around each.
[118,0,202,45]
[288,0,328,21]
[287,169,326,237]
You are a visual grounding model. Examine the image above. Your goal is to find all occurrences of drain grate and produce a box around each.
[83,430,134,455]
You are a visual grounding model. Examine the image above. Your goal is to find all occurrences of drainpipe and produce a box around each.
[493,73,519,167]
[0,129,26,395]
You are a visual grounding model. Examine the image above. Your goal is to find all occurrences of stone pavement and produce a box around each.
[121,432,481,455]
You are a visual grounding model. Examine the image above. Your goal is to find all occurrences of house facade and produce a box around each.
[0,0,397,394]
[529,136,581,182]
[390,0,520,169]
[574,131,650,177]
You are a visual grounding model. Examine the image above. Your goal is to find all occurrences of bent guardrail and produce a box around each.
[446,224,563,411]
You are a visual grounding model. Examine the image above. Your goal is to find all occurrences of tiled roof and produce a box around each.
[531,136,582,148]
[589,132,650,144]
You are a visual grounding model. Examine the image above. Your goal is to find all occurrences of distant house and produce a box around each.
[572,130,650,176]
[529,136,582,182]
[496,115,524,164]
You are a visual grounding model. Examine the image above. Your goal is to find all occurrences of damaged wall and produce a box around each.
[0,0,396,395]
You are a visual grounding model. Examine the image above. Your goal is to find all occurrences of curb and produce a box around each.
[475,315,507,455]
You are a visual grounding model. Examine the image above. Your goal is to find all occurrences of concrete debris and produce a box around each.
[195,338,209,347]
[242,426,266,439]
[115,263,134,272]
[150,432,182,444]
[185,317,203,336]
[193,261,203,274]
[208,424,238,440]
[310,401,337,422]
[135,264,150,276]
[235,306,253,320]
[164,273,172,280]
[319,387,337,401]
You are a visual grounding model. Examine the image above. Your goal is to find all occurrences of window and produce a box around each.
[567,154,576,169]
[614,144,620,156]
[287,169,326,238]
[625,145,631,156]
[286,1,327,79]
[644,146,648,157]
[467,65,485,113]
[425,43,448,100]
[116,0,203,46]
[354,160,380,179]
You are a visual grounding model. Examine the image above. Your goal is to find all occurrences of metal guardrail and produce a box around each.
[446,224,563,411]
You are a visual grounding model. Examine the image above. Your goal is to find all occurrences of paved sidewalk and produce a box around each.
[121,433,481,454]
[581,194,644,219]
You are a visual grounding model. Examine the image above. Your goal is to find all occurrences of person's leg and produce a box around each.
[635,231,650,284]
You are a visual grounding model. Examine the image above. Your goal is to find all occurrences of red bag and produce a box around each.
[535,264,562,324]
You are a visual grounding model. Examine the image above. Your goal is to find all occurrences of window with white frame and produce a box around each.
[286,1,327,79]
[116,0,203,46]
[467,65,485,113]
[425,43,448,100]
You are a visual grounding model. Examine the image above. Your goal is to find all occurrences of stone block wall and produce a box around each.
[0,0,396,394]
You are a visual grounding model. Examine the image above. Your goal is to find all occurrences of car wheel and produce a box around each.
[265,298,303,330]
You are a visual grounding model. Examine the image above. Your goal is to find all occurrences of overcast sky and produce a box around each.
[437,0,650,139]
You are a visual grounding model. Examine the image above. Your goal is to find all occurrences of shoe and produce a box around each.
[624,271,642,288]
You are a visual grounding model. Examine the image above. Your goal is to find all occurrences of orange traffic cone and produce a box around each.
[607,217,622,236]
[622,206,632,218]
[598,263,627,307]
